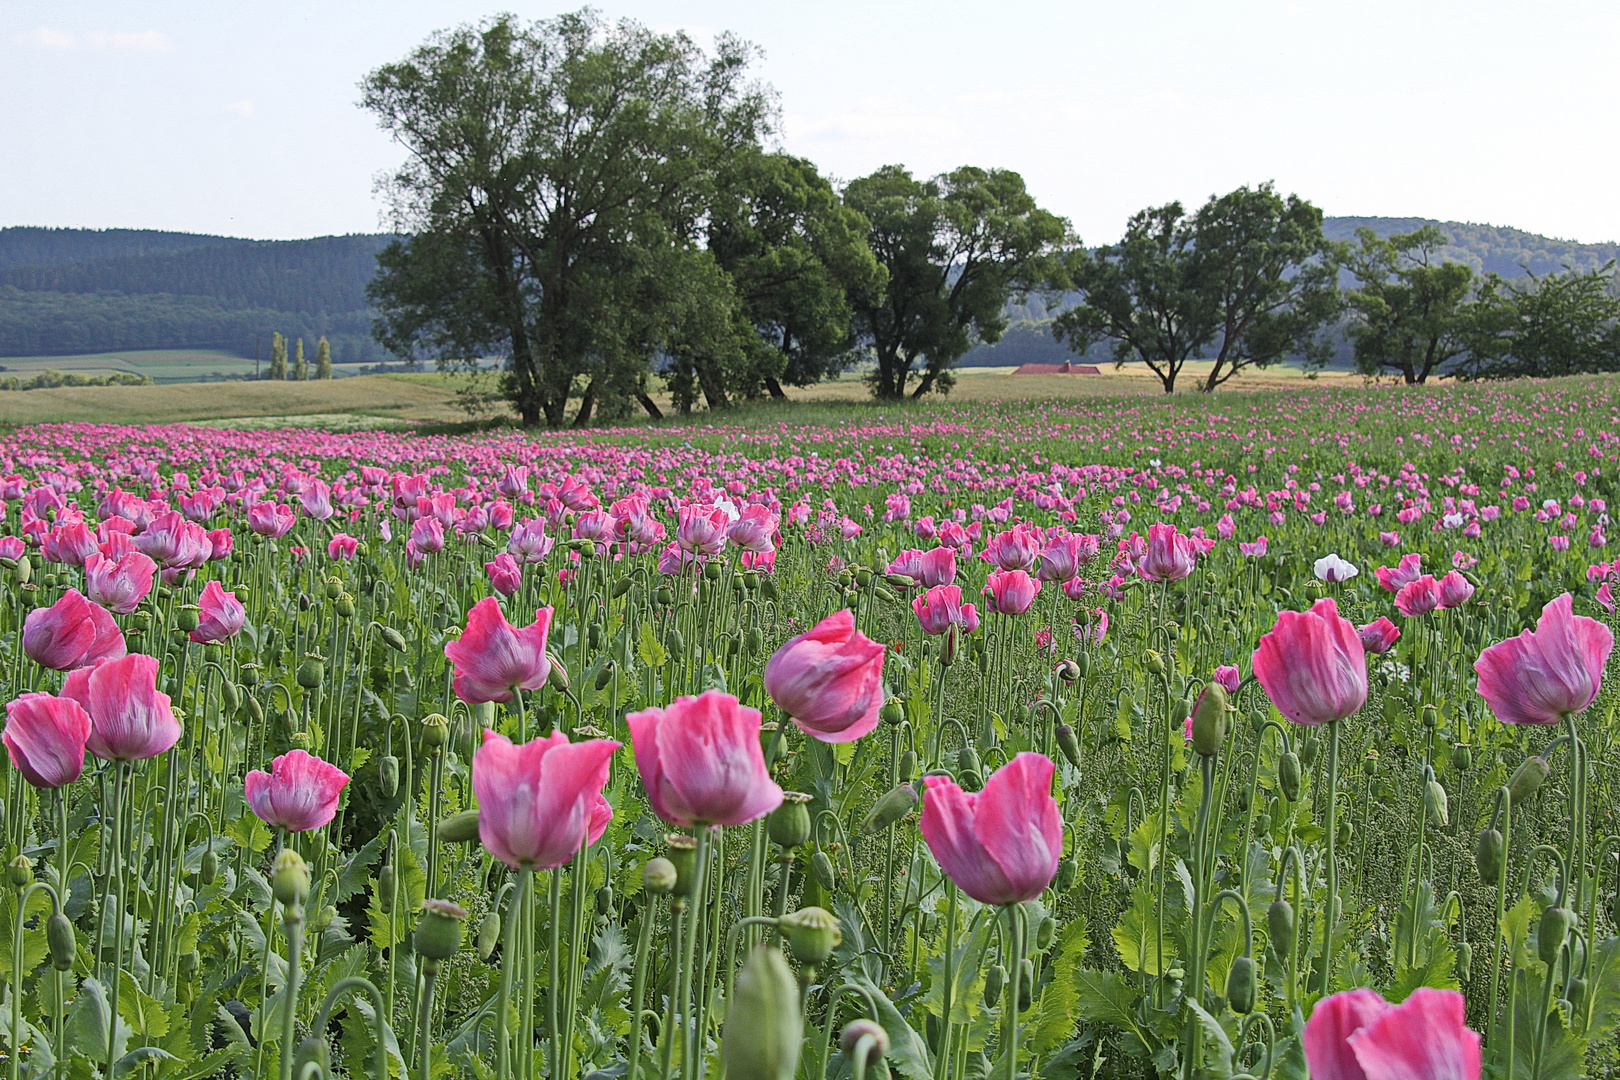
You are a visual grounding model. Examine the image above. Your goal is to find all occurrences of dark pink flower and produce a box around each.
[245,749,350,832]
[23,589,127,671]
[192,581,245,644]
[1474,592,1612,726]
[485,553,522,596]
[920,753,1061,906]
[1358,617,1401,655]
[327,533,359,560]
[1252,597,1367,726]
[983,569,1039,615]
[472,729,620,869]
[764,609,885,744]
[1304,987,1479,1080]
[1138,522,1198,582]
[66,653,181,762]
[84,551,157,615]
[1394,575,1442,617]
[913,584,980,636]
[1436,570,1475,609]
[628,690,783,827]
[3,692,92,788]
[1375,553,1423,593]
[444,598,553,704]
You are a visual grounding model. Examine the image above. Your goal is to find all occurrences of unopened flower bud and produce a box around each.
[546,655,569,691]
[1035,915,1057,951]
[1278,752,1303,802]
[811,850,837,891]
[380,626,408,652]
[860,783,918,835]
[897,750,918,782]
[1227,955,1257,1014]
[1268,898,1296,961]
[1190,683,1228,757]
[1539,906,1574,967]
[1476,829,1504,884]
[595,660,616,691]
[1054,723,1082,769]
[437,809,482,844]
[1507,756,1551,805]
[47,912,75,971]
[271,849,310,907]
[840,1019,890,1069]
[1424,779,1450,827]
[1055,659,1081,683]
[478,912,501,961]
[983,964,1006,1007]
[722,947,802,1080]
[378,754,400,798]
[643,857,678,896]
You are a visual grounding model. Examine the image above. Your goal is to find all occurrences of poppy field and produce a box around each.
[1,379,1619,1080]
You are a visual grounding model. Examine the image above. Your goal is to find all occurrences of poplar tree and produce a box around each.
[315,336,333,379]
[267,332,288,380]
[293,338,308,380]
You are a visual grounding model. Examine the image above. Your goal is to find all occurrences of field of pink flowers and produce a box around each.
[1,377,1618,1080]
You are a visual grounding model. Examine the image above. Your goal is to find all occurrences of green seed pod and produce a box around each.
[200,849,220,886]
[1268,899,1296,961]
[811,850,837,892]
[1018,957,1035,1010]
[665,629,685,654]
[1056,857,1078,891]
[421,712,450,748]
[1508,756,1551,805]
[666,835,699,897]
[8,855,33,888]
[595,884,614,917]
[1055,724,1082,768]
[1456,941,1473,982]
[414,898,467,962]
[860,783,918,836]
[1227,956,1257,1014]
[1035,916,1057,951]
[296,656,325,689]
[639,857,677,897]
[840,1019,890,1069]
[239,664,262,687]
[47,912,76,971]
[898,750,918,783]
[324,576,343,600]
[334,593,356,619]
[378,755,400,798]
[1363,752,1379,777]
[380,626,408,652]
[1278,752,1302,802]
[722,947,802,1080]
[437,809,482,844]
[879,698,906,726]
[594,660,616,691]
[767,793,812,850]
[1144,651,1165,675]
[779,906,842,968]
[1476,829,1504,884]
[1451,743,1472,773]
[1424,779,1450,827]
[983,964,1006,1007]
[272,849,311,907]
[377,865,396,912]
[1539,906,1573,967]
[478,912,501,961]
[654,585,674,607]
[1190,683,1228,757]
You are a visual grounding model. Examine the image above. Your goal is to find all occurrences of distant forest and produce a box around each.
[0,218,1614,367]
[0,228,395,362]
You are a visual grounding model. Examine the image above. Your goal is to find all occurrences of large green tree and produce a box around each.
[1055,184,1337,393]
[1341,224,1477,384]
[361,12,771,426]
[1465,262,1620,379]
[844,165,1068,400]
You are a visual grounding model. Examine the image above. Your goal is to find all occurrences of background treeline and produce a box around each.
[0,230,395,364]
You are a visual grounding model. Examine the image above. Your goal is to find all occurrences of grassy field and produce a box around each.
[0,348,395,385]
[0,360,1367,429]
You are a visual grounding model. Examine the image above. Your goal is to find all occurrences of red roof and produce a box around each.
[1013,362,1099,375]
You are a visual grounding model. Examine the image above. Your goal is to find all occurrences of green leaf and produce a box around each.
[636,621,668,669]
[1126,815,1161,876]
[1074,968,1155,1056]
[842,972,933,1080]
[66,977,132,1064]
[1113,884,1176,977]
[224,810,273,855]
[113,1047,178,1078]
[1183,1001,1234,1079]
[1029,921,1089,1054]
[117,971,173,1040]
[1577,935,1620,1042]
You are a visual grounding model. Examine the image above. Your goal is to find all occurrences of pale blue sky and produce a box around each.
[3,1,1617,244]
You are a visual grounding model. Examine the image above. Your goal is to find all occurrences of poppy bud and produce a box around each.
[438,809,481,844]
[1278,752,1302,802]
[745,627,764,655]
[880,698,906,726]
[200,849,220,886]
[1424,779,1450,827]
[381,626,408,652]
[1054,723,1082,769]
[767,793,812,849]
[221,680,241,713]
[1456,941,1473,981]
[1035,916,1057,951]
[478,912,502,960]
[546,655,569,691]
[779,906,842,967]
[272,849,310,907]
[595,660,616,691]
[1338,818,1354,847]
[1299,735,1319,769]
[595,884,614,916]
[1539,906,1573,966]
[665,629,685,654]
[1476,829,1504,883]
[811,850,837,891]
[898,750,918,783]
[378,755,400,798]
[414,898,466,962]
[722,947,802,1080]
[1227,955,1257,1014]
[1268,899,1296,961]
[1190,683,1228,757]
[421,713,450,748]
[956,746,981,778]
[377,865,396,912]
[1056,857,1078,891]
[1568,976,1587,1012]
[643,857,678,896]
[1169,697,1190,728]
[1055,660,1081,683]
[840,1019,890,1069]
[1507,756,1551,805]
[1018,957,1035,1009]
[860,783,918,836]
[293,1036,330,1080]
[588,622,604,650]
[984,965,1006,1007]
[47,912,75,971]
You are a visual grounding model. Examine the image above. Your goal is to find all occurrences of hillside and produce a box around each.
[0,228,396,364]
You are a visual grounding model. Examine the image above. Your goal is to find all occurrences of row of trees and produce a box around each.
[264,332,333,380]
[362,12,1620,422]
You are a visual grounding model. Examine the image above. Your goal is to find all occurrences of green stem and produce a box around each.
[279,900,305,1080]
[627,895,657,1080]
[1001,904,1025,1080]
[494,868,532,1080]
[1318,719,1341,995]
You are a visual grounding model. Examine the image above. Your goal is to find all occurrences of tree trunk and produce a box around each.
[911,369,936,397]
[763,376,786,399]
[637,392,664,419]
[696,358,730,411]
[573,380,596,427]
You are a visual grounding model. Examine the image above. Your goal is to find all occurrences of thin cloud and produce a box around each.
[223,100,255,119]
[21,28,171,52]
